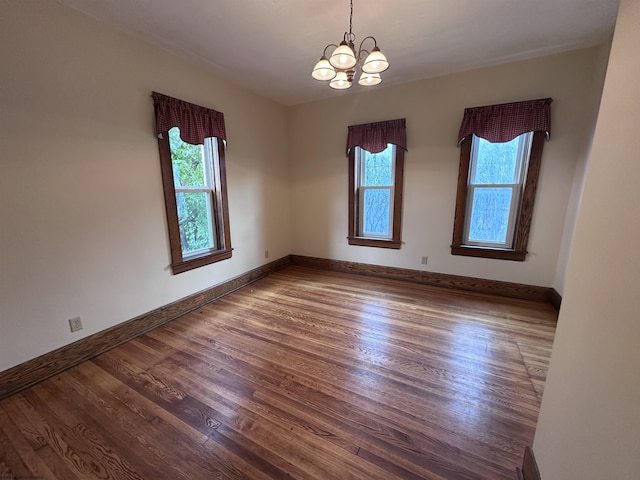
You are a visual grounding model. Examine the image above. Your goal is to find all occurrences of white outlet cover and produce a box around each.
[69,316,83,332]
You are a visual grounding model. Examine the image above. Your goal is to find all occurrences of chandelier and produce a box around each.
[311,0,389,90]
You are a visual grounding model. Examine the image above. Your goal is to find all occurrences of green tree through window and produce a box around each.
[156,126,232,274]
[169,128,215,254]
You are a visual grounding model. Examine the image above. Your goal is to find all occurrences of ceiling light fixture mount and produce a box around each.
[311,0,389,90]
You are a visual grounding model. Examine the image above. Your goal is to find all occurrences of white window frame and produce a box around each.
[355,145,397,240]
[463,133,533,249]
[172,137,222,257]
[348,143,404,249]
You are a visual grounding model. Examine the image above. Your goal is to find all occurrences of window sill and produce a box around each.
[171,248,233,274]
[450,245,526,261]
[348,237,401,249]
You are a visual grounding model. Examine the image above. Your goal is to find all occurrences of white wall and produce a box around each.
[551,42,611,295]
[289,48,607,287]
[534,0,640,478]
[0,0,291,371]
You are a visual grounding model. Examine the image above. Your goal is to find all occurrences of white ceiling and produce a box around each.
[56,0,619,106]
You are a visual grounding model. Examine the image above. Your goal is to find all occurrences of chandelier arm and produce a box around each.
[358,35,378,55]
[322,44,339,57]
[355,48,369,64]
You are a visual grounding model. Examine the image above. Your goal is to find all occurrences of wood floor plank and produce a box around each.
[0,265,556,479]
[194,300,542,414]
[2,393,85,479]
[0,405,57,479]
[0,425,33,477]
[156,315,536,463]
[49,371,222,480]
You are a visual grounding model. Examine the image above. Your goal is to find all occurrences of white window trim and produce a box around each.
[462,133,533,249]
[355,145,397,239]
[172,135,222,257]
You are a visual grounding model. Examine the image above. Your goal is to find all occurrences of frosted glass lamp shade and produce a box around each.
[362,47,389,74]
[329,71,352,90]
[358,72,382,86]
[312,56,336,81]
[329,42,357,69]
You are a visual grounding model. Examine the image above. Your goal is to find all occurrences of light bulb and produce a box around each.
[312,56,336,81]
[329,71,352,90]
[329,42,357,69]
[362,47,389,74]
[358,72,382,86]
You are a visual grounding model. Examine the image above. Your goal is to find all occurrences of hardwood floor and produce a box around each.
[0,266,557,480]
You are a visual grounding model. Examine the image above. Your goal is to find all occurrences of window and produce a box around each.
[153,92,232,274]
[349,144,403,246]
[451,98,552,261]
[465,132,532,248]
[346,119,407,249]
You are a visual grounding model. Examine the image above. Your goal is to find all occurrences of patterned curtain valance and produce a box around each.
[457,98,553,146]
[152,92,226,145]
[347,118,407,154]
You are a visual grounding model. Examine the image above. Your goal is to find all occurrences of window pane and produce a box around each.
[468,187,513,243]
[363,146,393,186]
[168,127,206,188]
[472,135,521,184]
[363,188,391,236]
[176,191,215,254]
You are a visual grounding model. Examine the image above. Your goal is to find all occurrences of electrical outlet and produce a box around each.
[69,316,83,333]
[264,249,269,259]
[421,256,428,265]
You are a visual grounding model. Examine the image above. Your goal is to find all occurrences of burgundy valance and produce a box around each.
[457,98,552,146]
[152,92,226,145]
[347,118,407,154]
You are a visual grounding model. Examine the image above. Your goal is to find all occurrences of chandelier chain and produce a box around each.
[349,0,353,36]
